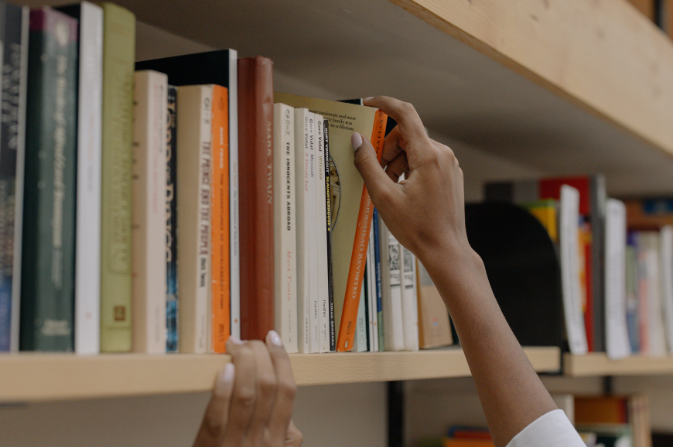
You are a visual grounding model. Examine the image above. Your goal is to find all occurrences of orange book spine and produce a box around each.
[336,110,388,351]
[211,85,230,353]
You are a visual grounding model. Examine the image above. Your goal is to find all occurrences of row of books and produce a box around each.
[0,1,453,354]
[485,177,673,359]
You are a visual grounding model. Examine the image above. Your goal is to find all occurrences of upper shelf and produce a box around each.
[564,353,673,376]
[0,347,560,402]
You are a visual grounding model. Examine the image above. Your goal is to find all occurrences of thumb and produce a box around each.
[352,132,398,207]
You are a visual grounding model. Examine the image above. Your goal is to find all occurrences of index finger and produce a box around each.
[363,96,427,145]
[265,330,297,441]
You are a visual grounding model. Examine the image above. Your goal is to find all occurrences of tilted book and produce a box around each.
[58,1,103,356]
[99,2,135,352]
[273,93,387,351]
[132,70,168,353]
[0,2,28,352]
[176,85,213,353]
[21,8,78,351]
[294,108,311,353]
[273,103,298,353]
[165,85,178,352]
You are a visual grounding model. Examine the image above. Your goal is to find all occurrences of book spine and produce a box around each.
[636,232,649,353]
[625,234,640,353]
[273,103,297,353]
[0,4,28,352]
[131,70,168,353]
[354,282,367,352]
[176,85,212,353]
[20,9,78,351]
[306,113,319,353]
[381,219,405,351]
[228,50,240,340]
[99,3,135,352]
[591,174,607,352]
[402,246,419,351]
[210,84,230,353]
[314,116,330,353]
[73,1,103,355]
[238,56,274,341]
[336,110,387,351]
[367,229,377,352]
[166,85,178,352]
[644,232,666,356]
[294,109,310,353]
[659,226,673,355]
[323,119,335,351]
[373,208,384,351]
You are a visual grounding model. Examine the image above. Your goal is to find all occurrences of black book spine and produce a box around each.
[324,119,335,351]
[166,85,178,352]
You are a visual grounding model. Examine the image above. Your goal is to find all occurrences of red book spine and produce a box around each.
[238,57,274,341]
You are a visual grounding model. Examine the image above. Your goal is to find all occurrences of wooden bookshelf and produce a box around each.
[0,347,559,402]
[564,353,673,376]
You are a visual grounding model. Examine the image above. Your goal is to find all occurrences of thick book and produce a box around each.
[323,119,336,351]
[294,108,311,353]
[210,85,230,353]
[373,208,384,351]
[0,2,28,352]
[132,70,168,353]
[136,48,240,339]
[176,85,213,353]
[165,85,178,352]
[604,199,631,360]
[379,217,405,351]
[238,56,274,341]
[99,2,135,353]
[659,226,673,355]
[20,8,78,351]
[315,116,330,353]
[273,103,298,353]
[636,231,667,356]
[58,1,103,356]
[416,259,453,349]
[485,175,606,352]
[274,93,387,351]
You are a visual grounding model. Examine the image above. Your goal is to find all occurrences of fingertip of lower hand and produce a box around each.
[215,363,235,397]
[266,330,283,348]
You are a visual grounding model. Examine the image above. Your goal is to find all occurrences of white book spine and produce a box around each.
[660,226,673,354]
[402,246,419,351]
[294,109,311,353]
[9,7,29,352]
[306,113,319,353]
[228,49,240,340]
[644,233,666,357]
[314,116,330,353]
[132,71,168,353]
[273,103,298,353]
[560,185,588,355]
[74,2,103,355]
[604,199,631,360]
[177,85,212,353]
[354,283,368,352]
[380,217,405,351]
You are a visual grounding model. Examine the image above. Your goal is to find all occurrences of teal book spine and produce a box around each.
[20,8,78,351]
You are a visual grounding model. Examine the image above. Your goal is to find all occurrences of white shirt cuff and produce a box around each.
[506,409,586,447]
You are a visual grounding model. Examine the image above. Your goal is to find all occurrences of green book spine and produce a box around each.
[99,3,135,352]
[20,8,78,351]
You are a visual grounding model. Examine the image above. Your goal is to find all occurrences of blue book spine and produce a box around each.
[625,232,639,353]
[373,208,384,351]
[165,85,178,352]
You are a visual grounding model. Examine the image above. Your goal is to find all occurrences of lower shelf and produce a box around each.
[564,353,673,376]
[0,347,560,402]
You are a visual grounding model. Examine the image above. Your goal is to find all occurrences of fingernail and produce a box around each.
[228,336,243,345]
[215,363,235,396]
[363,96,374,101]
[268,330,283,346]
[351,133,363,151]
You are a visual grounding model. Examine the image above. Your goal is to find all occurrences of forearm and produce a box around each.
[422,246,557,447]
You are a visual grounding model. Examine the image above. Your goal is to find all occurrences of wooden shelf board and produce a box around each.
[564,353,673,376]
[0,347,559,402]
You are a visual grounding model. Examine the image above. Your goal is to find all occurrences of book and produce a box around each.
[136,48,240,339]
[131,70,168,354]
[323,119,336,351]
[305,112,318,353]
[373,208,384,351]
[0,2,28,352]
[604,199,631,359]
[238,56,274,341]
[519,199,558,243]
[379,217,405,351]
[636,231,667,356]
[354,279,368,352]
[20,8,78,351]
[273,102,298,353]
[176,85,212,353]
[367,226,378,352]
[315,116,330,353]
[402,246,419,351]
[660,226,673,354]
[294,108,311,353]
[575,396,629,424]
[165,85,178,352]
[273,93,387,351]
[210,84,230,353]
[417,258,453,349]
[560,185,588,355]
[99,2,135,353]
[625,234,640,353]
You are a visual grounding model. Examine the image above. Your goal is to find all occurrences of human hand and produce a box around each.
[193,331,302,447]
[353,96,471,266]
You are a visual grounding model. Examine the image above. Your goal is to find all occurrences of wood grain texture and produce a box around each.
[565,353,673,376]
[389,0,673,157]
[0,348,559,402]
